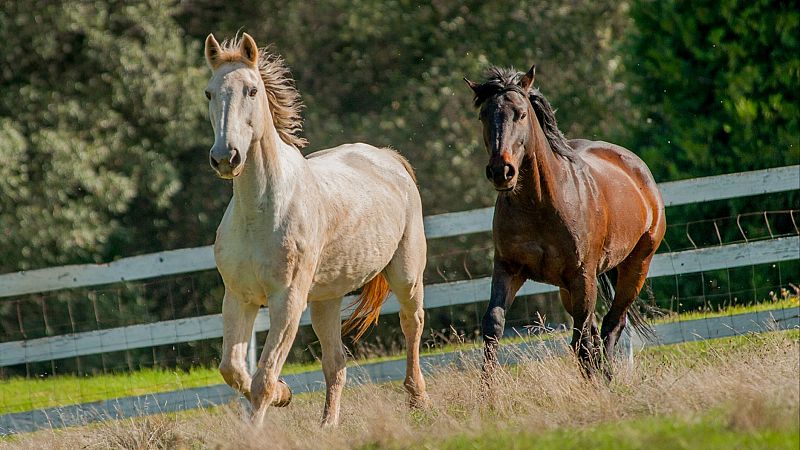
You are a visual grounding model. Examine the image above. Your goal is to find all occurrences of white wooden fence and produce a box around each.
[0,165,797,367]
[2,165,797,298]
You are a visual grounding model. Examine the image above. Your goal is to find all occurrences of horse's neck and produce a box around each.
[519,121,569,206]
[231,129,307,226]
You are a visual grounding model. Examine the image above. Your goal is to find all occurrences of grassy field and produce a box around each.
[0,361,320,415]
[2,329,797,449]
[435,410,797,450]
[1,297,797,414]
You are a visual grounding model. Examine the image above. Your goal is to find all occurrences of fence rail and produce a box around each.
[1,165,797,298]
[1,236,797,367]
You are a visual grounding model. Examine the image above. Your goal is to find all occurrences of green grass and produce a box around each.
[2,328,797,448]
[657,296,798,323]
[429,410,799,450]
[642,328,800,362]
[0,361,321,415]
[1,299,797,415]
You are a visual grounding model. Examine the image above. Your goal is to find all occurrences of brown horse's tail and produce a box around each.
[342,273,391,341]
[597,271,656,342]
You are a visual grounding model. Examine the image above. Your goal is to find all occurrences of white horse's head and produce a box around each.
[204,33,268,179]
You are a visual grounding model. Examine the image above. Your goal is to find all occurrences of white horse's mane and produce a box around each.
[218,37,307,149]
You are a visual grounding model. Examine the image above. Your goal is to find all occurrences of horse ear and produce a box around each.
[240,33,259,67]
[205,34,223,69]
[463,77,479,93]
[519,65,536,92]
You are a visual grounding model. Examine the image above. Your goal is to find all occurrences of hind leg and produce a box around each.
[392,276,429,408]
[601,235,659,361]
[383,223,429,407]
[310,298,347,426]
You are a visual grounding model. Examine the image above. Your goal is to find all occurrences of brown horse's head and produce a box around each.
[465,66,536,191]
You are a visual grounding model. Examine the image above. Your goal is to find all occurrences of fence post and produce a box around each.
[619,326,634,368]
[247,329,257,374]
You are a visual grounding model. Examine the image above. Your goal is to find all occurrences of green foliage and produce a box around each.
[180,0,632,214]
[621,0,799,309]
[623,0,800,180]
[0,1,210,271]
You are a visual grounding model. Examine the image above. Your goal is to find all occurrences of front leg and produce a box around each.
[482,260,525,375]
[567,274,601,378]
[250,281,310,426]
[219,291,260,400]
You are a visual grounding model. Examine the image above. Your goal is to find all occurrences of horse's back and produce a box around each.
[569,139,662,203]
[308,144,416,187]
[307,143,421,228]
[304,143,424,301]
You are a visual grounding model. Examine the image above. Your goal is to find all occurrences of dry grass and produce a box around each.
[4,331,798,449]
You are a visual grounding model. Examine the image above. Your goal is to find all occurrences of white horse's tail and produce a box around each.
[342,274,391,341]
[386,148,418,184]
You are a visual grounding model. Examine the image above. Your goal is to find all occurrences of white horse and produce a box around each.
[204,33,429,426]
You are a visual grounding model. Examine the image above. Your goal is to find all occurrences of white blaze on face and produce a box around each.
[218,96,228,143]
[206,63,265,177]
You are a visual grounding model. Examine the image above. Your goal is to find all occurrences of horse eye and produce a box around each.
[517,111,527,121]
[248,87,258,97]
[204,90,211,100]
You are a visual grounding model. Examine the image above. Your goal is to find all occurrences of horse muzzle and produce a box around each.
[486,163,517,191]
[210,147,242,179]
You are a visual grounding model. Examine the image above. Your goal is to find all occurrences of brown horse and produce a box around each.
[464,66,666,378]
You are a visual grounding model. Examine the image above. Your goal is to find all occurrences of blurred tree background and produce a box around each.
[1,0,635,273]
[0,0,797,375]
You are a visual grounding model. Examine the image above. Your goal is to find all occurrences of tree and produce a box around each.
[623,0,799,180]
[621,0,800,311]
[0,0,212,272]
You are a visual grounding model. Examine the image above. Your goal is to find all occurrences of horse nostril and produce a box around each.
[504,164,516,180]
[485,165,493,181]
[209,153,220,168]
[230,149,241,168]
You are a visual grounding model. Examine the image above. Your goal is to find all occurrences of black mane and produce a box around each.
[471,66,573,159]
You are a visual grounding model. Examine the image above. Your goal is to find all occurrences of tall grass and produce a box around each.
[3,299,796,415]
[3,330,798,449]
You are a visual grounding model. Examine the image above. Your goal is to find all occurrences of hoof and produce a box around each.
[320,417,340,428]
[409,392,431,409]
[271,379,292,407]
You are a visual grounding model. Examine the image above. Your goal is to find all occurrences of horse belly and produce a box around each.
[308,222,403,302]
[304,145,416,300]
[598,203,650,273]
